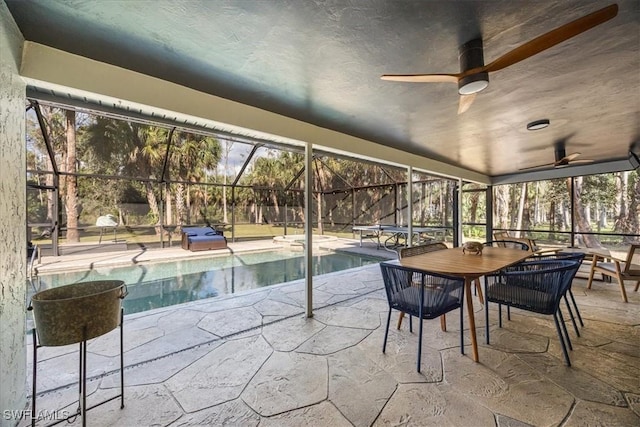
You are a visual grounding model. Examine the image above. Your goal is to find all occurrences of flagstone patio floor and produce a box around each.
[21,239,640,426]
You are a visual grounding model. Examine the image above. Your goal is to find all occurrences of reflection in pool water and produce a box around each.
[30,250,385,315]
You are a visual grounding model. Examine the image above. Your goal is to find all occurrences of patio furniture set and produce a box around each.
[380,240,639,372]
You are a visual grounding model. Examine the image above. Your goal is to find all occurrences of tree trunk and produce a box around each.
[549,201,556,240]
[469,192,479,223]
[222,178,228,224]
[441,182,447,227]
[316,192,323,234]
[145,182,162,234]
[614,172,623,219]
[166,190,173,225]
[186,184,191,224]
[270,191,280,219]
[249,200,257,224]
[45,160,55,224]
[65,110,80,243]
[614,171,628,233]
[222,142,233,224]
[175,183,186,225]
[515,183,527,237]
[495,186,509,230]
[624,176,640,242]
[571,177,603,248]
[599,205,608,229]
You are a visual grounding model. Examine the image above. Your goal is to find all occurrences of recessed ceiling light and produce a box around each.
[527,119,550,131]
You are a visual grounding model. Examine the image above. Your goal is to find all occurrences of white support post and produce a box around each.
[458,178,463,245]
[305,142,313,317]
[407,166,413,247]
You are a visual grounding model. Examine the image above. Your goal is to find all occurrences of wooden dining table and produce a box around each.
[398,246,532,362]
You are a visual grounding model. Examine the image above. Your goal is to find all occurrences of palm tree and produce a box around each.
[64,109,80,242]
[84,118,168,232]
[169,131,221,226]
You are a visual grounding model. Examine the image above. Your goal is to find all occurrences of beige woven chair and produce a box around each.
[397,242,450,331]
[587,244,640,302]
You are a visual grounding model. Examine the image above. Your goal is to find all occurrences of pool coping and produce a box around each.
[33,238,393,275]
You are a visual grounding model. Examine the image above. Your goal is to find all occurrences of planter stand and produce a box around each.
[30,309,125,427]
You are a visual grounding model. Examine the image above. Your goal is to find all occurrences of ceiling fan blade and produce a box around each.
[485,4,618,73]
[568,159,595,165]
[518,162,555,171]
[556,159,595,168]
[564,152,582,162]
[380,74,460,83]
[457,93,477,114]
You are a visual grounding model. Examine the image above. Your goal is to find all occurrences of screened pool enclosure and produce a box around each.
[26,101,639,257]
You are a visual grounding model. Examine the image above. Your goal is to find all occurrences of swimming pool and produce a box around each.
[30,250,386,314]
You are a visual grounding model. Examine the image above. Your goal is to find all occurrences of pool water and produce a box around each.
[30,250,385,314]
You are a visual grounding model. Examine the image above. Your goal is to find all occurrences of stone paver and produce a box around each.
[165,335,272,412]
[241,351,327,416]
[258,401,352,426]
[374,383,496,426]
[328,347,397,427]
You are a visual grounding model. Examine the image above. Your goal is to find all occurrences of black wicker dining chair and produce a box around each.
[396,242,449,331]
[475,240,531,303]
[380,261,465,373]
[483,240,531,251]
[523,252,586,337]
[484,259,582,366]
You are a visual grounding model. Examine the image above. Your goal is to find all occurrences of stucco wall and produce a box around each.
[0,1,26,426]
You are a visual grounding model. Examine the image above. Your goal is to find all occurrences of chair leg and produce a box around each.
[459,307,464,355]
[615,272,628,302]
[498,304,503,328]
[553,312,571,367]
[563,294,580,337]
[397,312,405,330]
[417,317,424,373]
[440,314,447,332]
[635,281,639,292]
[383,309,392,354]
[507,306,511,321]
[586,261,597,290]
[409,315,413,333]
[568,289,584,327]
[557,309,573,351]
[485,298,490,345]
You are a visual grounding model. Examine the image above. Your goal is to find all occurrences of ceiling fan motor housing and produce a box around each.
[458,38,489,95]
[554,145,567,162]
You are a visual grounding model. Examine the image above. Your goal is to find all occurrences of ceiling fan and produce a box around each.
[381,4,618,114]
[519,141,595,170]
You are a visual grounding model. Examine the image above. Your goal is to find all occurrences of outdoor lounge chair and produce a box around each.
[181,226,227,251]
[587,244,640,302]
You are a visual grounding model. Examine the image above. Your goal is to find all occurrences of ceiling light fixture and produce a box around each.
[527,119,550,131]
[458,73,489,95]
[457,39,489,95]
